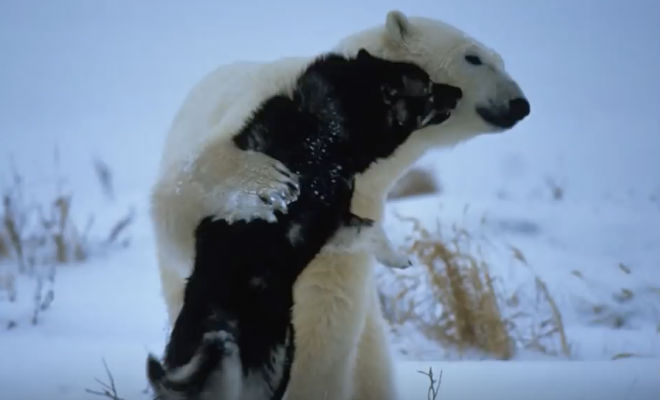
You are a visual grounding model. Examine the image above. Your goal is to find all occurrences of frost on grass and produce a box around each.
[379,214,568,359]
[0,162,133,329]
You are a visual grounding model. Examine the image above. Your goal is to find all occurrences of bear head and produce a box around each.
[297,49,463,168]
[335,10,530,148]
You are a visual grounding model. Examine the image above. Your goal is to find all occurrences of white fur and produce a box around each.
[327,222,410,269]
[151,10,527,400]
[240,339,291,400]
[161,330,291,400]
[201,331,242,400]
[151,331,242,400]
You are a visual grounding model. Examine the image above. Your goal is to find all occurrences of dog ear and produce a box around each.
[357,48,372,60]
[402,75,428,96]
[380,84,398,105]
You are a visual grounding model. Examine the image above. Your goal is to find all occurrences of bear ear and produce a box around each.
[386,10,411,43]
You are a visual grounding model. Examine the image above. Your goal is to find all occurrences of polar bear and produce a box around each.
[148,50,462,400]
[150,10,529,400]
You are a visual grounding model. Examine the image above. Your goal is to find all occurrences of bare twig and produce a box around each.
[106,209,134,244]
[618,263,632,274]
[417,367,442,400]
[93,158,115,201]
[85,359,125,400]
[612,352,637,360]
[545,177,564,201]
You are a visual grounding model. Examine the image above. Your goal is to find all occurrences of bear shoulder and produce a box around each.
[159,57,312,175]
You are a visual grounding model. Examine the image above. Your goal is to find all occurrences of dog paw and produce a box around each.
[202,329,238,358]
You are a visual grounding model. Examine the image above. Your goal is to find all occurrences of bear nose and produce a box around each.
[509,97,530,121]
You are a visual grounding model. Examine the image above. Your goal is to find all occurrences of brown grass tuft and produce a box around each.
[0,160,132,327]
[3,194,26,270]
[37,195,87,263]
[534,277,570,356]
[382,216,513,359]
[380,214,569,359]
[0,163,129,269]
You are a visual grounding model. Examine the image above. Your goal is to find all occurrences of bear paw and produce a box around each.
[376,250,412,269]
[209,150,300,223]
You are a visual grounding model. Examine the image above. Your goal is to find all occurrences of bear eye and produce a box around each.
[465,55,482,65]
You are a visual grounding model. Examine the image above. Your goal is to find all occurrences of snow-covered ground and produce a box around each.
[384,194,660,362]
[1,1,659,399]
[1,192,658,399]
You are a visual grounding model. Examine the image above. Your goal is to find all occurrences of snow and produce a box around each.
[1,193,658,399]
[1,0,659,399]
[382,195,660,360]
[397,360,659,400]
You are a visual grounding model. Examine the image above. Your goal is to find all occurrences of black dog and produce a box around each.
[148,49,462,400]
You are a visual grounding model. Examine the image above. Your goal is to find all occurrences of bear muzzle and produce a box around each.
[477,96,530,129]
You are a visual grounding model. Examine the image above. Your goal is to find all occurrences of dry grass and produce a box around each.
[0,160,132,268]
[106,209,135,245]
[93,158,115,201]
[611,352,637,360]
[570,264,657,331]
[531,277,570,356]
[0,160,133,328]
[0,172,81,326]
[0,271,16,303]
[618,262,632,274]
[0,228,8,258]
[380,214,569,359]
[3,193,26,269]
[545,177,564,201]
[2,182,87,267]
[382,216,513,359]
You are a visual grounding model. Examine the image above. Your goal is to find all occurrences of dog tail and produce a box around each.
[146,331,232,399]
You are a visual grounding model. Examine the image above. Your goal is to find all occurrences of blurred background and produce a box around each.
[0,1,658,398]
[2,0,659,201]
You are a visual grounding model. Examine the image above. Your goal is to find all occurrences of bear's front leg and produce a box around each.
[287,251,373,400]
[326,213,411,269]
[194,139,300,223]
